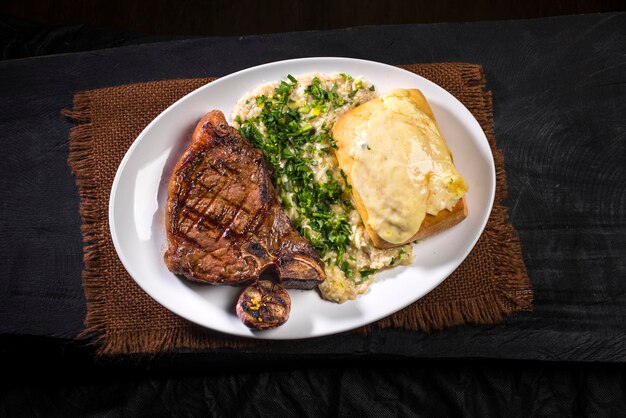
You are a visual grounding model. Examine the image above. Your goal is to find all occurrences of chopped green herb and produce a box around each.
[359,268,377,278]
[352,268,376,285]
[339,261,353,278]
[339,169,352,192]
[390,249,407,266]
[305,77,347,109]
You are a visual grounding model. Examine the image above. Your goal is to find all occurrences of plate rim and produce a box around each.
[109,57,496,339]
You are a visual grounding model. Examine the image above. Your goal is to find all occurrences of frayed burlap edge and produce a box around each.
[62,94,110,347]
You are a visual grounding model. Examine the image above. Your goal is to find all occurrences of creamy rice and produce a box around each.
[232,73,413,303]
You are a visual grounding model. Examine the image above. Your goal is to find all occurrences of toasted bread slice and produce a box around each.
[361,198,467,249]
[333,88,468,249]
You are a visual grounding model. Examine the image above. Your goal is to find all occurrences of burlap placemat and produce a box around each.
[63,63,532,355]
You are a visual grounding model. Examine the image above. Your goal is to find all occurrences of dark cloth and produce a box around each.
[0,13,625,364]
[1,335,626,416]
[0,15,178,60]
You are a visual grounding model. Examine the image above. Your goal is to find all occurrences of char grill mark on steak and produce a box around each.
[164,110,325,289]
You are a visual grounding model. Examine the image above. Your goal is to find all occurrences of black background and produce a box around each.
[1,2,626,415]
[2,334,626,416]
[1,0,625,37]
[2,0,626,59]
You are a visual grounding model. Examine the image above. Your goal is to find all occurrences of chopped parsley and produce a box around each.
[354,268,377,285]
[339,170,352,192]
[390,249,408,266]
[339,260,353,279]
[238,75,354,263]
[359,268,377,278]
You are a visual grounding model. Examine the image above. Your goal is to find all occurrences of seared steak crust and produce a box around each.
[164,110,324,289]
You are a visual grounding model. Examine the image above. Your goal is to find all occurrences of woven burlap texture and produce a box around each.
[63,63,532,355]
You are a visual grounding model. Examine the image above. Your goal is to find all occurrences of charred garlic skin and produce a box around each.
[236,280,291,330]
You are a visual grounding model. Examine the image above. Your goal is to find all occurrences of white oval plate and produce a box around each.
[109,57,495,339]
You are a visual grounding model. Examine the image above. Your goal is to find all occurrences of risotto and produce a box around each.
[232,73,413,303]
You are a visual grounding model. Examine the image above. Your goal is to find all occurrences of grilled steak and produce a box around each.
[164,110,325,290]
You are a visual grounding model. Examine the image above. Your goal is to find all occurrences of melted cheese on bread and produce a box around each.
[332,89,468,245]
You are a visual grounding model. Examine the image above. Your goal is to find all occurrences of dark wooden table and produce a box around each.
[1,0,624,37]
